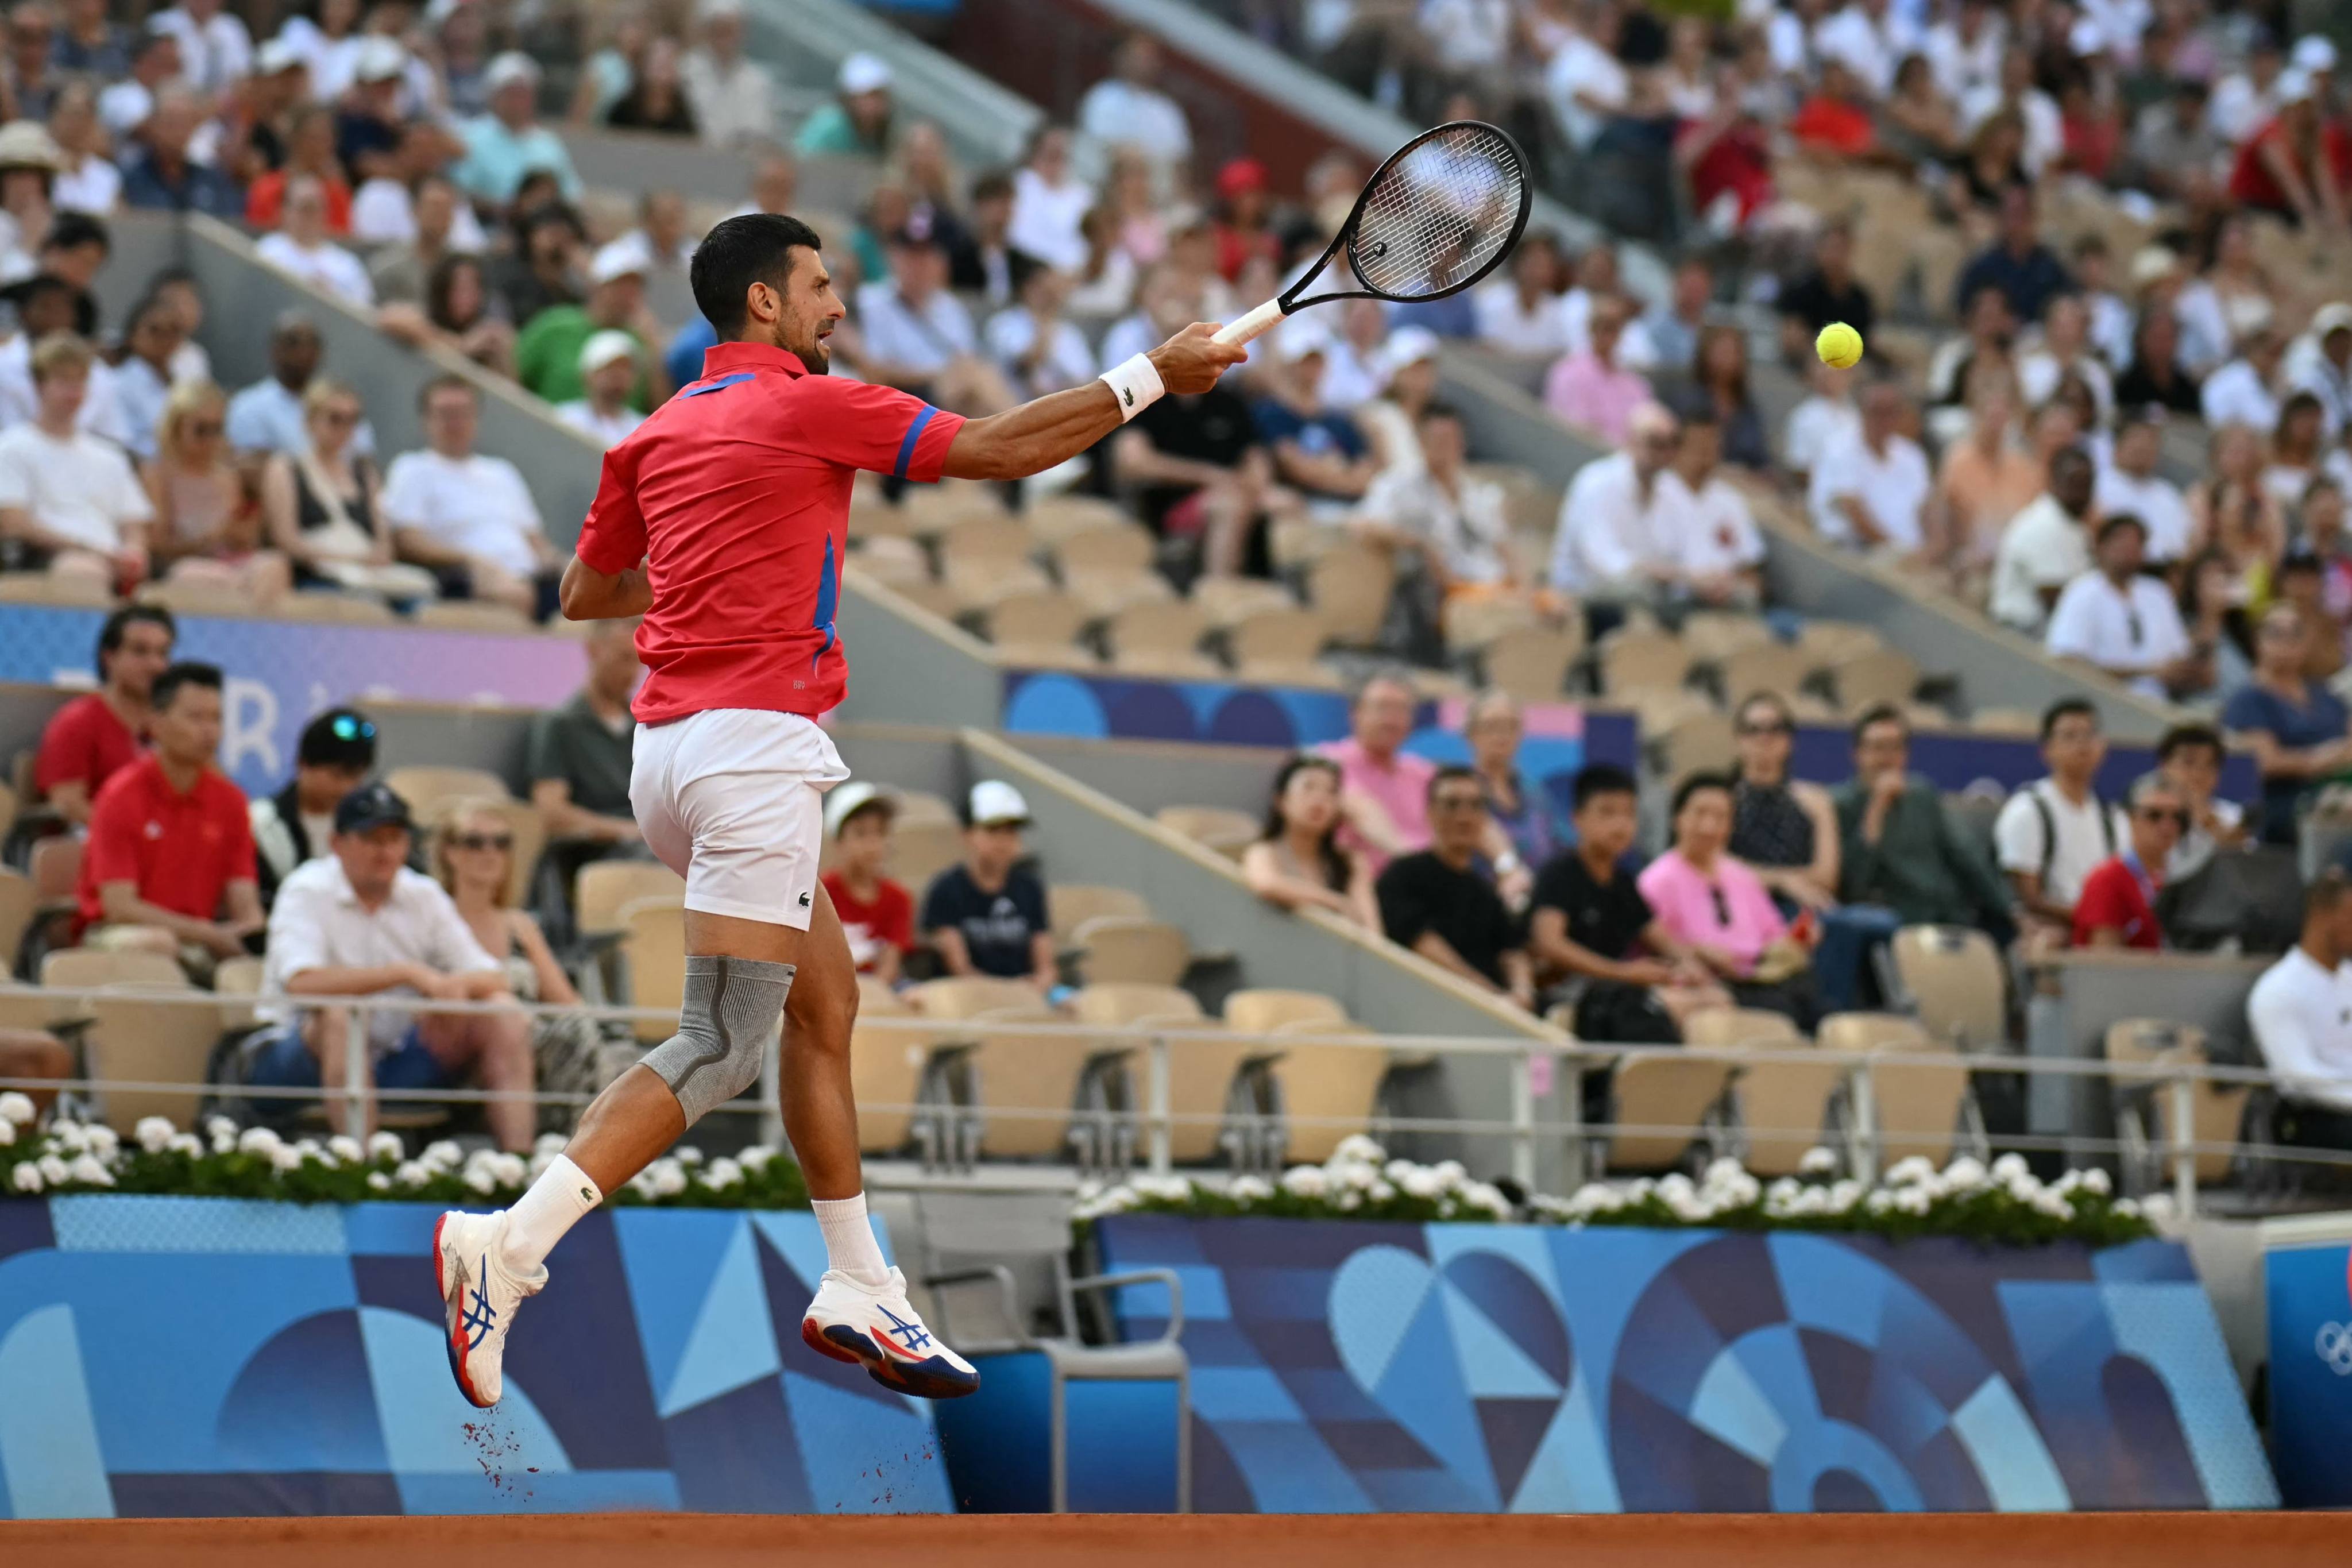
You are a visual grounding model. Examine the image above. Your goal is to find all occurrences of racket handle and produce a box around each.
[1213,299,1287,347]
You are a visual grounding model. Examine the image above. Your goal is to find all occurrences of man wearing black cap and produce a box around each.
[252,705,377,908]
[255,782,534,1151]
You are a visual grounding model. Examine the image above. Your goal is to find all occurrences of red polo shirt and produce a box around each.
[35,693,142,802]
[575,342,967,724]
[77,753,257,930]
[2069,855,2161,951]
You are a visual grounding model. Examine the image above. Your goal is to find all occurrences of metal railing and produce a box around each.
[3,981,2347,1217]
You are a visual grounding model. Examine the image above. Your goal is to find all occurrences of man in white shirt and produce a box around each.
[2202,326,2284,432]
[2206,34,2284,147]
[254,173,374,309]
[2289,303,2352,438]
[1813,0,1913,98]
[1076,33,1192,173]
[2094,407,2191,563]
[1960,44,2063,175]
[2044,515,2204,701]
[1925,0,2005,104]
[554,331,647,450]
[1549,401,1686,601]
[256,782,533,1150]
[1474,235,1573,359]
[678,0,777,149]
[1544,2,1628,153]
[1356,401,1519,592]
[0,333,150,582]
[381,374,557,617]
[149,0,249,96]
[1783,358,1861,489]
[2017,294,2114,423]
[1992,698,2121,940]
[1990,445,2096,634]
[2156,723,2246,882]
[1662,406,1764,608]
[1810,379,1932,554]
[2249,869,2352,1149]
[852,222,1012,416]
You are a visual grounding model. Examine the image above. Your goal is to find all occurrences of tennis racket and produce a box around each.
[1213,119,1534,347]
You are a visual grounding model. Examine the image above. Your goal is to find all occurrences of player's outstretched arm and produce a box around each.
[939,322,1246,482]
[560,554,653,620]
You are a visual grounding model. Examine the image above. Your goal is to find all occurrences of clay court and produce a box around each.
[3,1511,2339,1567]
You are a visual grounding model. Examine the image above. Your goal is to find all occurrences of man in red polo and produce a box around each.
[76,660,264,971]
[2071,773,2185,951]
[431,210,1245,1412]
[34,603,174,826]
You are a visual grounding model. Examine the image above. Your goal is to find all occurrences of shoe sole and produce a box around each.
[432,1212,495,1411]
[800,1316,980,1400]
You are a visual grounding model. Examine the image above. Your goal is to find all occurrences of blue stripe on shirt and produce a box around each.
[891,404,940,480]
[680,370,757,397]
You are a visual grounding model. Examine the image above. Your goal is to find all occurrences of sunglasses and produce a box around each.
[1708,885,1733,926]
[451,832,513,852]
[317,408,360,427]
[1736,720,1793,737]
[1431,793,1488,813]
[329,714,376,741]
[2134,808,2186,828]
[186,419,222,437]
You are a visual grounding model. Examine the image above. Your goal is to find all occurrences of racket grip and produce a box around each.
[1213,299,1287,347]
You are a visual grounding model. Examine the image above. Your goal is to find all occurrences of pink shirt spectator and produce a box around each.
[1543,351,1652,446]
[1316,736,1435,874]
[1636,850,1788,974]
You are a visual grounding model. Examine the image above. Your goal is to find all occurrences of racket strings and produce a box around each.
[1349,123,1525,300]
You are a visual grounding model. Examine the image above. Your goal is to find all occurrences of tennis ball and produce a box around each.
[1816,321,1864,370]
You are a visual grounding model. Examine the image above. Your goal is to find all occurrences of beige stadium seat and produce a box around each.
[85,982,219,1135]
[958,1010,1113,1159]
[847,496,916,542]
[942,559,1052,615]
[883,578,965,622]
[29,834,79,909]
[0,867,33,973]
[850,536,931,587]
[1682,1007,1845,1177]
[1115,648,1227,679]
[1888,924,2006,1051]
[1154,805,1258,860]
[1652,705,1737,780]
[1264,1020,1390,1163]
[1225,988,1347,1037]
[1598,627,1692,698]
[1234,657,1341,689]
[414,601,538,634]
[1051,521,1156,576]
[851,976,930,1154]
[1819,1011,1967,1165]
[1065,566,1175,619]
[1681,611,1774,665]
[909,975,1045,1020]
[272,594,398,625]
[384,766,513,814]
[1049,884,1150,943]
[977,589,1092,659]
[214,954,266,1029]
[938,514,1037,573]
[574,860,685,936]
[900,482,1010,539]
[1717,640,1820,707]
[1072,987,1250,1163]
[1443,594,1542,655]
[1071,916,1189,987]
[0,777,17,843]
[1797,619,1883,666]
[1024,493,1132,543]
[42,948,188,991]
[2104,1019,2246,1185]
[140,578,257,618]
[889,818,967,894]
[1968,706,2041,736]
[0,572,114,607]
[1191,576,1296,628]
[1307,546,1393,647]
[620,897,690,1044]
[1599,1055,1734,1173]
[1227,606,1328,667]
[1482,624,1584,701]
[1831,648,1920,713]
[1106,599,1209,666]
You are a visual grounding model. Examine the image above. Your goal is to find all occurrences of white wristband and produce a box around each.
[1098,352,1165,422]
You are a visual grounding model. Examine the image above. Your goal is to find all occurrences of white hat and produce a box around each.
[484,50,539,92]
[824,780,894,839]
[1273,316,1333,364]
[2294,35,2339,74]
[837,52,892,95]
[256,36,305,74]
[354,36,407,83]
[1382,325,1440,374]
[2314,302,2352,339]
[2129,244,2180,288]
[2067,17,2106,57]
[965,779,1029,828]
[578,329,638,376]
[2277,67,2316,106]
[696,0,746,21]
[589,234,652,286]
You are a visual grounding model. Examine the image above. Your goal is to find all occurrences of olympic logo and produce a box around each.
[2318,1322,2352,1376]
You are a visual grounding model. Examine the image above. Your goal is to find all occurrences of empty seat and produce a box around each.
[1072,988,1250,1164]
[850,536,932,587]
[1818,1011,1968,1164]
[1190,576,1295,628]
[1307,546,1393,647]
[1598,627,1691,697]
[0,572,113,607]
[414,601,537,634]
[901,482,1010,538]
[978,590,1092,657]
[942,559,1052,615]
[1049,883,1151,943]
[1069,983,1199,1028]
[214,954,267,1029]
[28,834,79,906]
[1224,988,1347,1036]
[2104,1019,2247,1186]
[140,578,256,617]
[1227,606,1328,667]
[1024,493,1132,543]
[1682,1007,1844,1177]
[1051,522,1156,576]
[1681,611,1773,665]
[1717,640,1820,706]
[1830,648,1920,713]
[1598,1055,1735,1173]
[86,982,220,1135]
[384,766,513,814]
[1264,1019,1390,1163]
[1888,925,2006,1051]
[959,1011,1115,1160]
[1797,619,1883,666]
[1443,594,1542,654]
[620,897,690,1045]
[939,514,1037,572]
[574,860,686,935]
[272,594,398,625]
[852,976,929,1154]
[1065,566,1175,619]
[847,497,916,542]
[0,866,33,970]
[1652,705,1737,779]
[893,790,958,827]
[41,948,188,991]
[1070,916,1189,987]
[1105,599,1208,665]
[1154,805,1258,859]
[909,975,1046,1020]
[1482,625,1584,701]
[1233,656,1340,689]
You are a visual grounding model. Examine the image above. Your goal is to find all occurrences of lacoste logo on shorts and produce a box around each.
[800,890,813,906]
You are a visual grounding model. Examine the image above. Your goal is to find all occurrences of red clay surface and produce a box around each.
[1,1511,2338,1567]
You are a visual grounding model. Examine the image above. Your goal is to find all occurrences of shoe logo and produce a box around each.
[799,890,812,907]
[461,1253,499,1349]
[879,1306,932,1354]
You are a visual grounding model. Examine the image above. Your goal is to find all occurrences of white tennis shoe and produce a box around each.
[800,1267,980,1399]
[433,1210,546,1409]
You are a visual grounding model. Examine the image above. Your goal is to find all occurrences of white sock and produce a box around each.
[810,1192,891,1286]
[498,1155,601,1276]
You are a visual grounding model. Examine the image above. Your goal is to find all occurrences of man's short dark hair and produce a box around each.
[690,212,825,339]
[1427,763,1482,806]
[151,660,222,710]
[1851,701,1906,748]
[2041,697,2099,741]
[2156,723,2223,765]
[1572,762,1637,811]
[1670,770,1734,818]
[96,603,173,675]
[1418,399,1462,426]
[970,170,1014,206]
[2308,868,2352,920]
[2095,512,2145,547]
[42,211,107,257]
[418,371,474,412]
[14,272,73,315]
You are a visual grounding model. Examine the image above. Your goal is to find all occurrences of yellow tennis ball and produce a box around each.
[1817,321,1864,369]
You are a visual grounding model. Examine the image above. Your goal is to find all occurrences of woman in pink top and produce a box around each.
[1637,774,1821,1026]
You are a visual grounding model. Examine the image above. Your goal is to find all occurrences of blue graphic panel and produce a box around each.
[2265,1241,2352,1507]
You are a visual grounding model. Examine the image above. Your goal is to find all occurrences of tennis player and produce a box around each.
[432,213,1245,1407]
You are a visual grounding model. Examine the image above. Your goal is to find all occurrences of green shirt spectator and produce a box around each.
[513,239,657,410]
[1833,705,2014,930]
[791,52,894,156]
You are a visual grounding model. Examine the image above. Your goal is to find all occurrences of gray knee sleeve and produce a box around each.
[644,955,794,1128]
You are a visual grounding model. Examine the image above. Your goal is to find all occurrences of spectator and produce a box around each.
[679,0,776,149]
[1550,400,1685,603]
[1543,295,1652,445]
[1355,326,1439,480]
[1317,669,1435,874]
[793,51,893,157]
[227,311,370,457]
[1833,703,2013,932]
[1679,324,1768,471]
[149,0,248,96]
[1528,762,1727,1041]
[1077,32,1192,173]
[1242,752,1378,930]
[2227,71,2349,229]
[1776,221,1876,366]
[1811,378,1932,556]
[381,373,558,617]
[111,289,187,462]
[455,53,580,208]
[922,779,1055,990]
[0,271,111,442]
[527,613,642,882]
[491,202,584,331]
[554,332,647,449]
[1925,284,2018,412]
[254,174,374,308]
[1544,0,1629,155]
[820,782,915,983]
[250,704,374,907]
[0,333,149,586]
[2127,76,2220,200]
[1789,56,1885,163]
[144,380,286,605]
[2248,870,2352,1150]
[52,0,126,79]
[98,25,177,144]
[2071,771,2185,950]
[607,37,696,137]
[946,171,1042,311]
[254,782,533,1149]
[2204,325,2287,437]
[119,85,241,219]
[2017,294,2114,422]
[517,238,662,411]
[1955,185,2072,327]
[32,603,171,826]
[2096,407,2192,564]
[245,103,350,234]
[2291,303,2352,438]
[1729,692,1840,910]
[1643,255,1717,376]
[1989,444,2098,635]
[1476,234,1573,360]
[367,176,481,303]
[1783,356,1861,490]
[1993,698,2118,940]
[2191,423,2288,583]
[2045,514,2203,700]
[984,268,1095,401]
[854,222,1013,418]
[1461,690,1557,897]
[2223,603,2352,845]
[2176,217,2276,380]
[1252,325,1377,520]
[1882,51,1962,167]
[1664,403,1766,607]
[74,659,260,972]
[623,190,699,277]
[1113,323,1270,576]
[259,376,428,602]
[1353,400,1521,624]
[1319,298,1395,413]
[1930,367,2042,586]
[2155,722,2247,881]
[2267,392,2330,511]
[1009,123,1091,275]
[334,38,412,189]
[1377,765,1534,1008]
[48,78,119,216]
[1639,772,1819,1026]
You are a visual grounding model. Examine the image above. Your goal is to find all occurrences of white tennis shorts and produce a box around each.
[628,708,850,930]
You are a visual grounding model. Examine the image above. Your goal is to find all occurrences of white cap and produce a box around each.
[589,234,652,286]
[2068,17,2106,57]
[1382,325,1440,373]
[484,50,538,92]
[1273,316,1332,364]
[2277,66,2316,106]
[965,779,1029,828]
[256,36,305,74]
[2314,302,2352,339]
[2129,243,2180,287]
[354,36,407,83]
[2294,35,2339,74]
[578,328,638,376]
[697,0,746,21]
[824,780,893,839]
[837,51,892,95]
